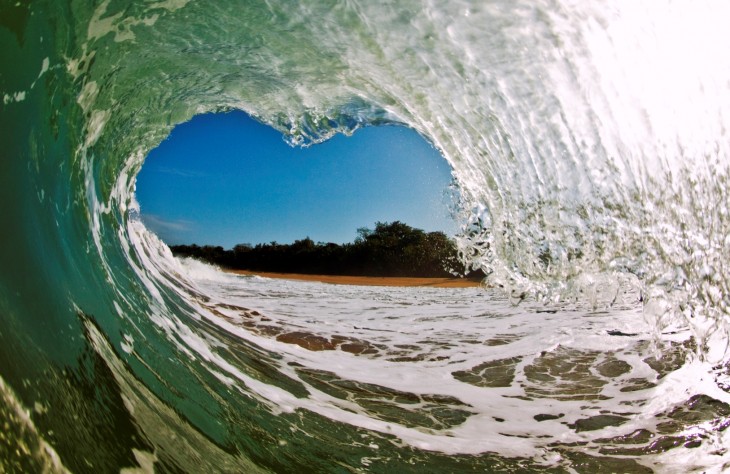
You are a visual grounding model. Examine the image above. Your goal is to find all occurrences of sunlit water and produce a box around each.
[1,0,729,472]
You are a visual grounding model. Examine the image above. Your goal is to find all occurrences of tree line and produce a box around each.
[170,221,485,279]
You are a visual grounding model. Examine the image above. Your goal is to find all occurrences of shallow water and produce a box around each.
[1,0,729,472]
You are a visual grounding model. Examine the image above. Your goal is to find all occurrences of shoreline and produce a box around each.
[224,269,484,288]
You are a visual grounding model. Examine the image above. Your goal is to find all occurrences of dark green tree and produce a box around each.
[170,221,484,279]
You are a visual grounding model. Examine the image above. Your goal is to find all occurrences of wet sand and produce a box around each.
[225,269,484,288]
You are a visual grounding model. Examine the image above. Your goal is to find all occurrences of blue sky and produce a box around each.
[135,111,457,248]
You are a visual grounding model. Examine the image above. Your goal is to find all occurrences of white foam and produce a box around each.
[181,272,689,458]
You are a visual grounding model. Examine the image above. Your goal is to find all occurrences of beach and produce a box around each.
[225,269,484,288]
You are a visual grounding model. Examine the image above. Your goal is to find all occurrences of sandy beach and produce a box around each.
[225,269,484,288]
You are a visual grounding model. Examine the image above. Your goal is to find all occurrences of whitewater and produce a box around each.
[1,0,729,472]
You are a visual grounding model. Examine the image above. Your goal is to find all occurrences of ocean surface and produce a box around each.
[1,1,729,472]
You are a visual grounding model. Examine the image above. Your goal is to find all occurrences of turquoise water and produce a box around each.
[1,1,729,472]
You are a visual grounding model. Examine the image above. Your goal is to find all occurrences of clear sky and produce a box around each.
[135,111,457,248]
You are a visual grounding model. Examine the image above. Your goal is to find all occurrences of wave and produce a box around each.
[1,0,729,471]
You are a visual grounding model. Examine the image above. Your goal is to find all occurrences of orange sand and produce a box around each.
[225,269,483,288]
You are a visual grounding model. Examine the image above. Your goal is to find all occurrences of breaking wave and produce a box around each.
[1,0,729,471]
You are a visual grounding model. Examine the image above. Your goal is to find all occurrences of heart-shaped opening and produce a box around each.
[135,111,479,279]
